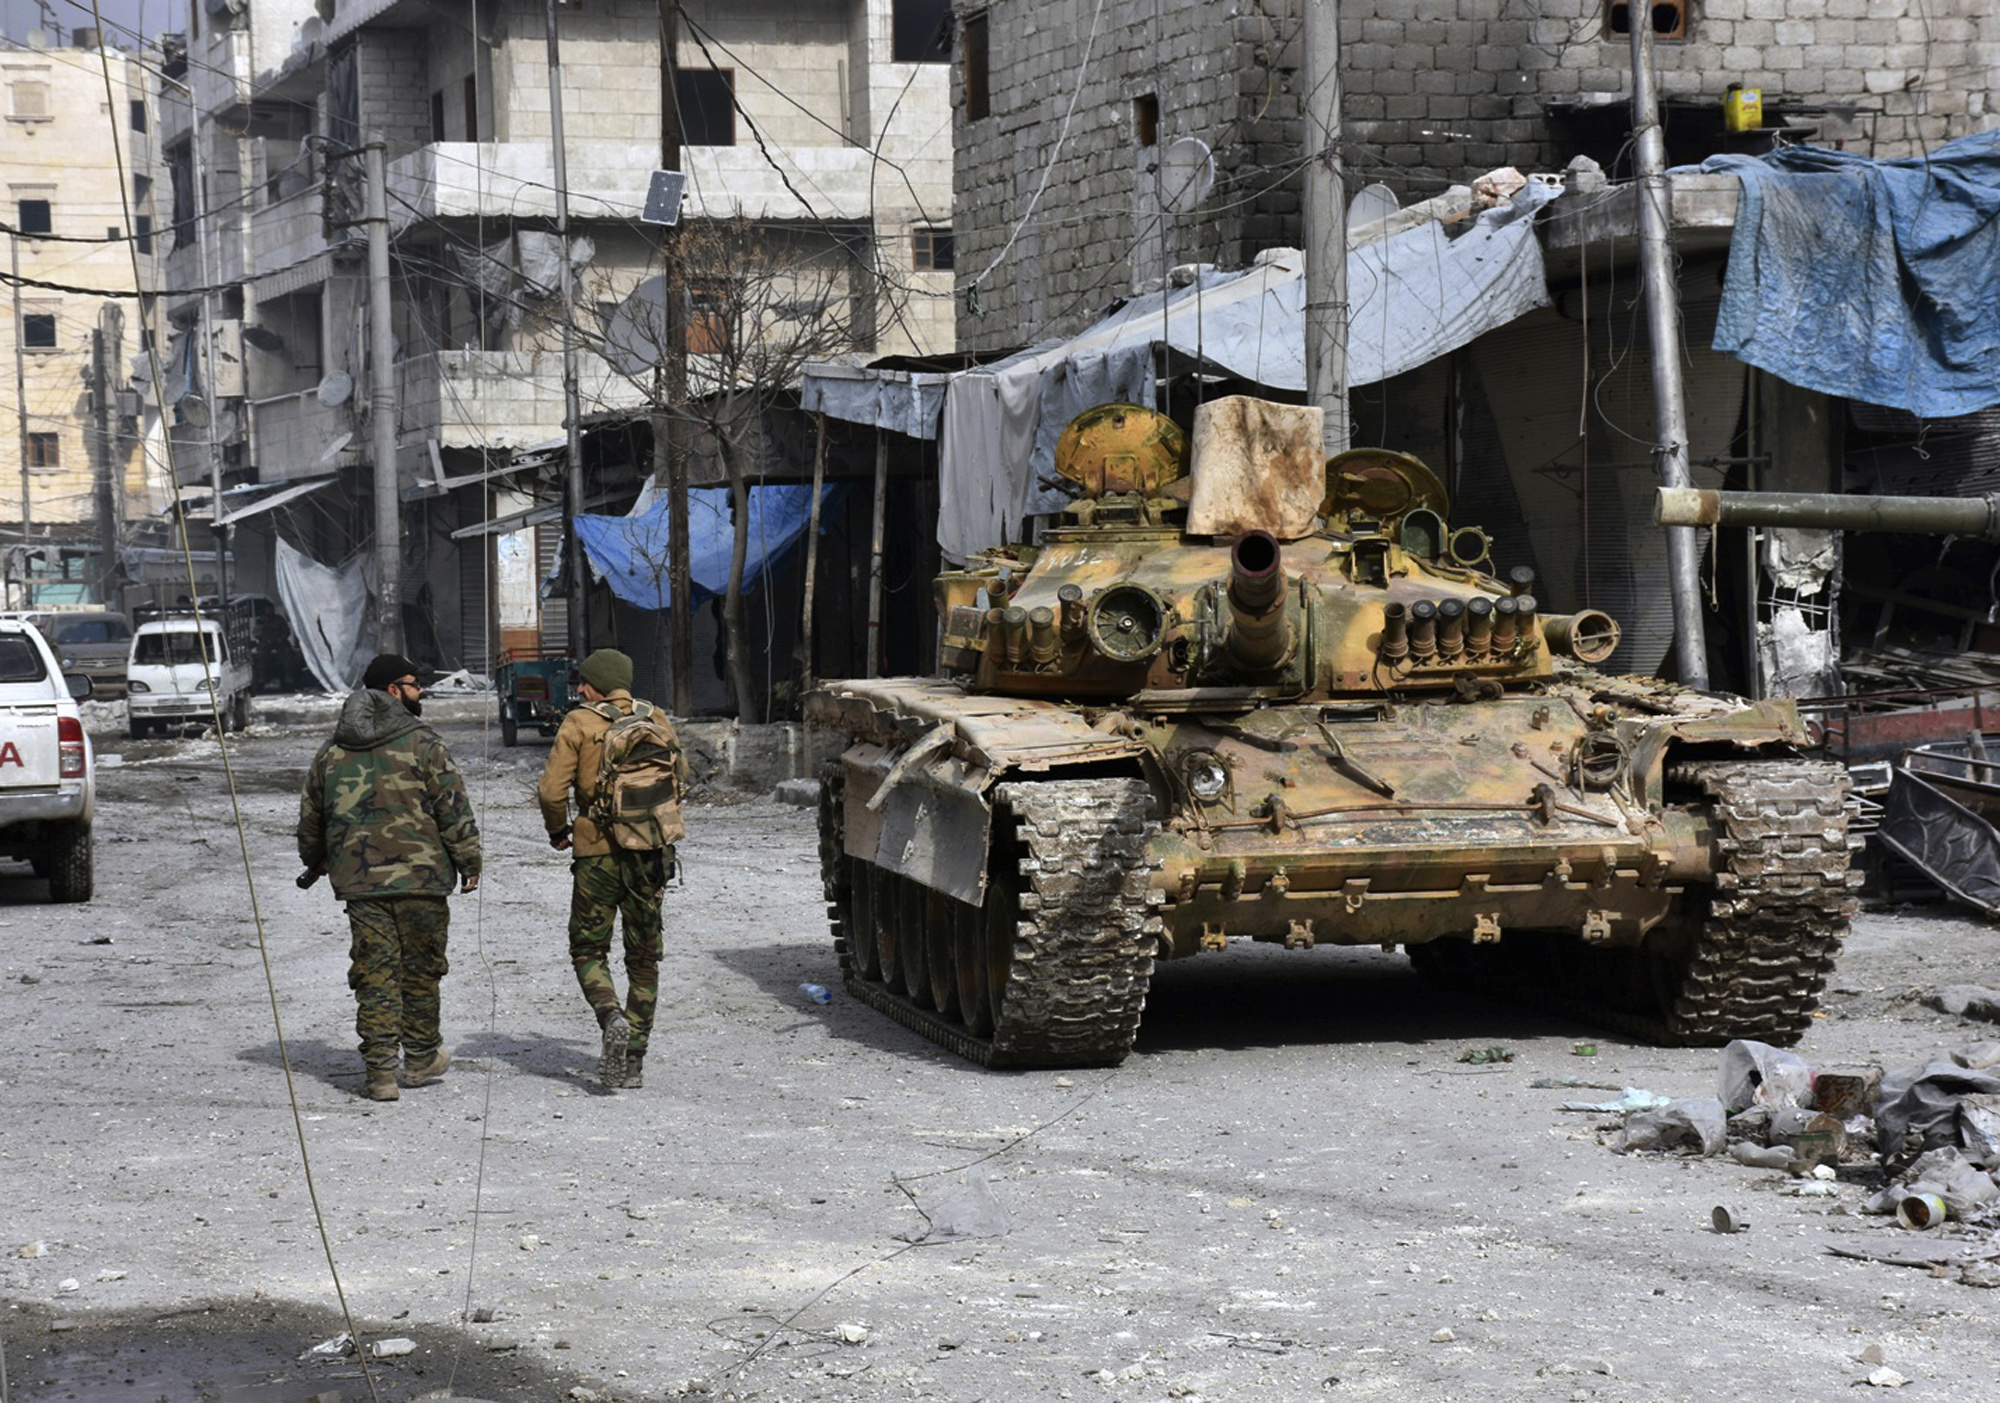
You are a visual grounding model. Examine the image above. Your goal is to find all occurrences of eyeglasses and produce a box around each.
[393,676,423,693]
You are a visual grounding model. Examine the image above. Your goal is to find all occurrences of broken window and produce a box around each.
[1605,1,1688,41]
[892,0,952,63]
[963,12,990,121]
[677,69,736,147]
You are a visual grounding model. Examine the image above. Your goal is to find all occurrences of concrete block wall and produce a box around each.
[356,29,432,159]
[954,0,2000,353]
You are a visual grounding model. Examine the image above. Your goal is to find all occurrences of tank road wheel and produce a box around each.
[875,872,905,992]
[825,776,1163,1067]
[926,889,959,1017]
[818,762,855,976]
[898,877,933,1007]
[954,897,993,1037]
[849,859,884,980]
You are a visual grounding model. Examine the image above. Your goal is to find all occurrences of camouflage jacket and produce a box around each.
[297,689,482,900]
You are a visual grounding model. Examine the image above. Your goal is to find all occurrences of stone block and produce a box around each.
[1406,21,1448,47]
[1744,0,1785,19]
[1427,93,1471,120]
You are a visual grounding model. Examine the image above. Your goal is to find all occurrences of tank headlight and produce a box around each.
[1184,751,1228,802]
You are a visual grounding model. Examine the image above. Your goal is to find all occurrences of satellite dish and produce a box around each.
[1347,182,1400,230]
[181,398,211,428]
[314,0,335,24]
[1157,137,1215,215]
[316,371,353,407]
[604,277,670,376]
[317,431,353,465]
[213,408,240,441]
[298,16,323,48]
[241,325,285,353]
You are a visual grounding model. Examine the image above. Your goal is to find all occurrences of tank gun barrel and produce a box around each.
[1226,530,1290,671]
[1656,487,2000,543]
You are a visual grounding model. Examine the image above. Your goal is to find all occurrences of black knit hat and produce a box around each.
[361,653,423,691]
[578,648,634,694]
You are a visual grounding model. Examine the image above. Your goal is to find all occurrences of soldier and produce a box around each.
[298,653,482,1102]
[538,648,685,1090]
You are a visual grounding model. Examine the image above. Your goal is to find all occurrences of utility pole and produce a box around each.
[658,0,694,715]
[1629,16,1709,687]
[364,141,402,651]
[9,233,31,556]
[547,0,589,658]
[91,311,120,602]
[1303,0,1349,456]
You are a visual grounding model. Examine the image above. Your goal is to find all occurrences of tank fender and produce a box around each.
[1623,698,1810,801]
[843,734,994,906]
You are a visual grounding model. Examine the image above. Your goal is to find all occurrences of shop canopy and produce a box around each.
[571,484,840,610]
[802,183,1556,560]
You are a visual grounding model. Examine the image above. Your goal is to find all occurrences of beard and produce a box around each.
[401,695,423,717]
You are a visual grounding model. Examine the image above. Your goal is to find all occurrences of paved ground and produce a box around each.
[4,699,2000,1401]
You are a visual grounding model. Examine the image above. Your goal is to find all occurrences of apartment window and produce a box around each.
[431,90,446,142]
[677,69,736,147]
[129,98,147,132]
[22,313,57,349]
[463,75,478,141]
[9,81,50,119]
[17,199,51,235]
[892,0,952,63]
[1134,93,1159,147]
[169,145,196,248]
[913,227,954,271]
[963,12,989,121]
[26,433,59,472]
[687,280,731,355]
[1606,1,1688,40]
[135,215,153,255]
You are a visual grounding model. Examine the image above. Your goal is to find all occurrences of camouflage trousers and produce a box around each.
[568,848,669,1057]
[346,895,452,1077]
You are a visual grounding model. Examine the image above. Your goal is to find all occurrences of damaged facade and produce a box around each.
[935,0,2000,698]
[158,0,952,700]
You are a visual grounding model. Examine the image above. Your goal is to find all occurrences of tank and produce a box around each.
[807,399,1861,1067]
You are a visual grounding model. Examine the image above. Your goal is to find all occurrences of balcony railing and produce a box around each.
[399,349,649,450]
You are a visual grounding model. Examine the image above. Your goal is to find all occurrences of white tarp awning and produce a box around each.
[803,182,1557,561]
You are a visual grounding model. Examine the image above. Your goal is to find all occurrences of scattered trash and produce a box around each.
[16,1241,45,1258]
[519,1234,541,1253]
[1873,1062,2000,1161]
[1718,1039,1813,1111]
[1620,1098,1727,1156]
[1730,1142,1794,1171]
[895,1170,1009,1242]
[1812,1067,1884,1119]
[471,1306,500,1323]
[303,1332,354,1359]
[1562,1088,1670,1115]
[1952,1042,2000,1071]
[1572,1043,1597,1057]
[1457,1045,1512,1064]
[799,982,832,1006]
[1710,1204,1749,1234]
[1530,1077,1622,1091]
[1865,1366,1909,1388]
[835,1322,870,1344]
[1896,1193,1948,1229]
[1924,985,2000,1022]
[1786,1181,1840,1198]
[369,1337,416,1358]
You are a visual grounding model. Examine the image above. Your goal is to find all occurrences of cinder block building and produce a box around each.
[932,0,2000,696]
[1,26,167,606]
[159,0,953,692]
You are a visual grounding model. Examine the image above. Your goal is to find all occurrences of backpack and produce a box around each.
[587,700,686,850]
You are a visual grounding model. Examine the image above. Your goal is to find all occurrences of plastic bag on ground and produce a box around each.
[1873,1060,2000,1160]
[1861,1146,2000,1218]
[1718,1039,1813,1112]
[896,1170,1009,1243]
[1621,1098,1727,1156]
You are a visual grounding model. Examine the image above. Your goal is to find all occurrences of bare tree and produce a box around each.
[582,216,869,721]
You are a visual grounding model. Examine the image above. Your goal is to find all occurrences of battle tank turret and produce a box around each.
[809,398,1859,1067]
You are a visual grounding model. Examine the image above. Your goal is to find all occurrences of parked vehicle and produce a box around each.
[494,649,574,746]
[0,618,95,901]
[126,617,253,737]
[32,610,133,699]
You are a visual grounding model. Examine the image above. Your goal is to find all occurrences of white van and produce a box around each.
[126,616,253,738]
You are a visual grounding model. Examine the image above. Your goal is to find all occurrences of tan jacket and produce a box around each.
[538,690,689,856]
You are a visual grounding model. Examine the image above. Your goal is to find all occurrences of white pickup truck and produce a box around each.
[0,617,94,901]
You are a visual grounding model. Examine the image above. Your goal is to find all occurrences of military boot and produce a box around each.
[620,1053,645,1090]
[401,1047,452,1087]
[597,1007,630,1088]
[362,1073,400,1102]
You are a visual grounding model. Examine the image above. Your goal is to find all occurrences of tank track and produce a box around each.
[1414,756,1860,1047]
[1636,757,1863,1047]
[825,775,1164,1068]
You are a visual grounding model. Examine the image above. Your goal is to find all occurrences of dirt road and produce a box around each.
[4,701,1999,1401]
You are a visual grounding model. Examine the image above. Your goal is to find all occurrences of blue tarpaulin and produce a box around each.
[573,485,840,610]
[1705,130,2000,419]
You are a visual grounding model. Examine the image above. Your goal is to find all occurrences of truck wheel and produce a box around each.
[127,717,149,740]
[499,703,519,747]
[47,824,93,903]
[230,693,249,732]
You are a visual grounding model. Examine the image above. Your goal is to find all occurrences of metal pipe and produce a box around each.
[1656,487,2000,542]
[1436,598,1465,661]
[1226,530,1290,670]
[364,141,401,650]
[1379,601,1409,664]
[1465,596,1493,656]
[1028,605,1058,667]
[866,432,887,676]
[1630,15,1708,687]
